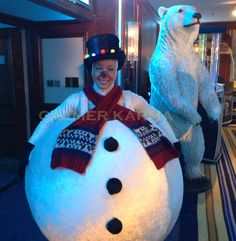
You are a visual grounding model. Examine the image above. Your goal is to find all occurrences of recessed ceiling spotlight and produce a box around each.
[218,1,236,5]
[232,7,236,16]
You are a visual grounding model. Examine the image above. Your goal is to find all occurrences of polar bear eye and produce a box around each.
[178,9,183,13]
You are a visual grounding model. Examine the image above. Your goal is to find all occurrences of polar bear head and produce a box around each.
[158,5,201,47]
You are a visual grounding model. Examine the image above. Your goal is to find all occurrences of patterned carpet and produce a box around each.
[196,124,236,241]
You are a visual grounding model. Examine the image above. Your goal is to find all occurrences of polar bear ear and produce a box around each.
[158,6,168,18]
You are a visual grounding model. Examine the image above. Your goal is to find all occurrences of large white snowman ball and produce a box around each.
[25,119,183,241]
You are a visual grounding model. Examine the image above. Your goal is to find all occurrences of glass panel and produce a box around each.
[0,54,5,64]
[67,0,89,4]
[197,33,221,87]
[229,30,236,83]
[210,33,221,86]
[79,0,89,4]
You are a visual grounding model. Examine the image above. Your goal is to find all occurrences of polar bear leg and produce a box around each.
[180,125,205,179]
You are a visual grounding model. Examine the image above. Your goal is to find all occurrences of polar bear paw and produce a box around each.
[207,106,221,122]
[183,176,211,193]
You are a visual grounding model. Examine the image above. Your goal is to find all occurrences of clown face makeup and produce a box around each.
[92,59,118,93]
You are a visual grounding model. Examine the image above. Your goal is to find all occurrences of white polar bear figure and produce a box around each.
[149,5,221,191]
[25,118,183,241]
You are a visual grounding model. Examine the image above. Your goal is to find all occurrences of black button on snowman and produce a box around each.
[106,217,123,234]
[104,136,123,234]
[104,137,119,152]
[106,178,122,195]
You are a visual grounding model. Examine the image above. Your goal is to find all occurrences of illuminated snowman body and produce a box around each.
[25,119,183,241]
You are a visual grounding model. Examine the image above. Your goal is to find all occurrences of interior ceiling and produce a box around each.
[148,0,236,22]
[0,0,75,23]
[0,0,235,26]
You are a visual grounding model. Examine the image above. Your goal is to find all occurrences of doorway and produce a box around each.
[0,29,27,158]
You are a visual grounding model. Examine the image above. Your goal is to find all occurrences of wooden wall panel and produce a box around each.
[138,3,158,100]
[202,22,236,83]
[92,0,118,35]
[121,0,158,99]
[0,34,13,106]
[219,33,232,82]
[0,29,26,154]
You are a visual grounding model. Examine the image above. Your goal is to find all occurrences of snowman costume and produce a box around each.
[25,34,183,241]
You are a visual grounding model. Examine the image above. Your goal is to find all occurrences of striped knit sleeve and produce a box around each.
[131,92,178,143]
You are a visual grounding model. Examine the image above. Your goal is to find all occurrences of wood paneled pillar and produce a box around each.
[92,0,119,35]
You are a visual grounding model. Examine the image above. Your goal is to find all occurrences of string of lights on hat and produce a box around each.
[84,49,116,59]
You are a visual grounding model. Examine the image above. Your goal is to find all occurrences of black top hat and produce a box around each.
[84,34,126,70]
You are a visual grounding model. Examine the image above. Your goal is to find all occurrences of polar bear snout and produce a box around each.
[183,11,202,28]
[192,12,201,20]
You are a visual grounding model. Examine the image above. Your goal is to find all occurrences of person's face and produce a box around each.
[92,59,118,91]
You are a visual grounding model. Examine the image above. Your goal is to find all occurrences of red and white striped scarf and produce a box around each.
[51,84,179,174]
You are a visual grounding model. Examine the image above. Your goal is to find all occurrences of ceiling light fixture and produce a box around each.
[232,7,236,16]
